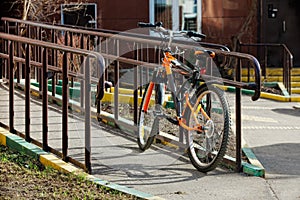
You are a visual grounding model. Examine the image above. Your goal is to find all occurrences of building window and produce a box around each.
[150,0,201,32]
[61,3,97,28]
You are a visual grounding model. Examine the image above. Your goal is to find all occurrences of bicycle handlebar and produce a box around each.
[138,22,163,28]
[138,22,206,39]
[185,31,206,39]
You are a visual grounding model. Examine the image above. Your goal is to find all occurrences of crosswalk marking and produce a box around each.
[241,106,274,110]
[242,115,278,123]
[231,114,278,123]
[243,126,300,130]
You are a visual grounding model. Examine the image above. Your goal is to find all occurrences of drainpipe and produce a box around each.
[258,0,263,43]
[149,0,155,24]
[197,0,202,33]
[172,0,180,31]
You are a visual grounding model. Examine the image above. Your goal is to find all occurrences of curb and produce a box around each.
[225,85,300,102]
[0,127,163,200]
[242,147,265,177]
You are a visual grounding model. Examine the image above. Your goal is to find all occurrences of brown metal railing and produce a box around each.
[238,41,293,95]
[1,18,262,172]
[0,32,105,173]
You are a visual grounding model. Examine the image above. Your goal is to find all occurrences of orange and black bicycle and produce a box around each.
[137,22,230,172]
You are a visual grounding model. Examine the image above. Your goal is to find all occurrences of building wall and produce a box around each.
[1,0,257,48]
[97,0,149,31]
[202,0,257,49]
[95,0,257,49]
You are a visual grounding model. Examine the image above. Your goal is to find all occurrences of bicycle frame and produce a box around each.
[137,21,233,172]
[141,50,211,133]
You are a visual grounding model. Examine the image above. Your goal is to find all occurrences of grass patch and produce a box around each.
[0,145,140,199]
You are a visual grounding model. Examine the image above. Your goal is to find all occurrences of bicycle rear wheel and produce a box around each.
[137,83,163,151]
[185,85,230,172]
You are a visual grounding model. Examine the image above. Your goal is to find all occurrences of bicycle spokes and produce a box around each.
[186,86,229,172]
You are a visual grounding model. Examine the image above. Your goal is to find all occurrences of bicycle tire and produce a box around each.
[137,83,161,151]
[185,85,230,172]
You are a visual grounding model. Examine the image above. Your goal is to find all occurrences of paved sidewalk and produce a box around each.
[237,95,300,200]
[0,83,299,199]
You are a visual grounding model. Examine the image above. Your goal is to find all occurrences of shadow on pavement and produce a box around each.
[91,161,231,186]
[272,108,300,117]
[252,143,300,176]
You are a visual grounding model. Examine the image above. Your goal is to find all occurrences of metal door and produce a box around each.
[262,0,300,67]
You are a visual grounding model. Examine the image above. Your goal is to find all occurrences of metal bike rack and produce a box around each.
[1,17,261,172]
[238,41,293,95]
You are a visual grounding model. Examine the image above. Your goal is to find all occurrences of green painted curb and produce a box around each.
[243,162,265,177]
[31,84,96,101]
[242,147,265,177]
[6,134,47,160]
[92,178,156,199]
[223,154,265,177]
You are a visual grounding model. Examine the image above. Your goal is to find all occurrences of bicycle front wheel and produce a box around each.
[137,83,161,151]
[185,85,230,172]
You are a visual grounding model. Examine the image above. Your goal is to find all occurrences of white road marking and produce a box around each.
[243,126,300,130]
[231,114,278,123]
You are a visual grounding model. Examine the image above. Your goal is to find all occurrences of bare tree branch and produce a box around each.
[10,0,87,23]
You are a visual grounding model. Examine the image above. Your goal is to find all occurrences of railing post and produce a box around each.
[263,46,267,79]
[8,41,15,134]
[85,56,92,173]
[8,41,13,117]
[62,50,69,161]
[235,58,242,172]
[80,34,85,108]
[96,55,105,121]
[37,27,42,94]
[16,23,21,84]
[288,51,292,94]
[51,29,57,102]
[25,44,31,142]
[4,21,9,80]
[134,43,139,126]
[283,47,286,91]
[69,32,74,88]
[42,48,49,151]
[114,39,119,122]
[0,22,3,79]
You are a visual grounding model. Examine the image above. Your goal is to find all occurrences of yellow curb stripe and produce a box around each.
[110,87,144,95]
[0,127,10,146]
[291,96,300,102]
[259,92,290,102]
[40,154,82,174]
[0,132,7,146]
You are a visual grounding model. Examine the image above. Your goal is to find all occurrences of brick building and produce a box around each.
[1,0,299,66]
